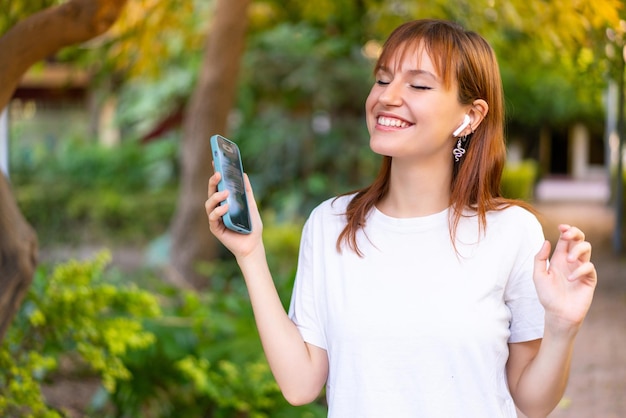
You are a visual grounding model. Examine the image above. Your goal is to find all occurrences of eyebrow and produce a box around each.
[407,69,438,80]
[377,65,439,82]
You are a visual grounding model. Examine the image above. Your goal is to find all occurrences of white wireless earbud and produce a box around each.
[452,114,471,137]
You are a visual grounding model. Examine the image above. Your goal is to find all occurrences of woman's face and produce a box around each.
[366,43,469,164]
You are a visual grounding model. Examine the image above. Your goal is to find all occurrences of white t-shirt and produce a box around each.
[288,194,545,418]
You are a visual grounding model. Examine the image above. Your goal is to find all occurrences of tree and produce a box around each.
[0,0,127,342]
[169,0,251,289]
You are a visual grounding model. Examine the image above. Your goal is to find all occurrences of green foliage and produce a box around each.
[10,137,179,244]
[500,160,539,201]
[175,356,281,417]
[0,251,161,417]
[106,3,622,219]
[233,22,377,217]
[104,289,276,417]
[481,0,620,127]
[111,292,324,418]
[108,17,372,219]
[6,0,623,158]
[499,45,606,128]
[0,234,326,417]
[102,219,326,418]
[263,217,303,295]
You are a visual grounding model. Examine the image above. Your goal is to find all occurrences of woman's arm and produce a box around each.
[507,225,597,418]
[205,172,329,405]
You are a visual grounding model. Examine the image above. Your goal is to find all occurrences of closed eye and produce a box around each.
[376,79,390,86]
[410,85,432,90]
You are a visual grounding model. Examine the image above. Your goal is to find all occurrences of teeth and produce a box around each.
[378,116,409,128]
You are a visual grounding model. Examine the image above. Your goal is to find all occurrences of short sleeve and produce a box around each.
[505,211,546,343]
[288,212,327,350]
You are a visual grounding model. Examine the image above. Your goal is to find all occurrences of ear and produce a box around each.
[467,99,489,134]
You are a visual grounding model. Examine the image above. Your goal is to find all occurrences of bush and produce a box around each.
[0,232,326,417]
[500,160,539,201]
[108,289,324,418]
[10,138,178,244]
[0,251,160,417]
[104,219,325,418]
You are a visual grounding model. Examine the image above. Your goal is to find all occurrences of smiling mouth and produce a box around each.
[377,116,412,128]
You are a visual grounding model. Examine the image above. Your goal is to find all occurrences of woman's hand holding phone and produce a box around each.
[206,170,264,259]
[207,135,265,262]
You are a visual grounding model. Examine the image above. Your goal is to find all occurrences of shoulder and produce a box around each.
[487,204,541,230]
[308,193,356,223]
[299,193,356,239]
[486,204,545,249]
[299,194,356,248]
[461,204,541,235]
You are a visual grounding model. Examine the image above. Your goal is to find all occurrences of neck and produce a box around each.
[377,157,452,218]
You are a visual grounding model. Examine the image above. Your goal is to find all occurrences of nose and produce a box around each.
[378,80,403,106]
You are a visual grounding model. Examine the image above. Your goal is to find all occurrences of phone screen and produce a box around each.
[211,135,252,233]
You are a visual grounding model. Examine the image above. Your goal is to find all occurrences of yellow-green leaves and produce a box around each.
[0,250,161,415]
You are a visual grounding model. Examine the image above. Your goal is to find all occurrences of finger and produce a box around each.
[243,173,255,198]
[534,240,551,275]
[208,171,222,196]
[567,241,592,263]
[205,199,227,221]
[242,173,260,213]
[206,188,229,209]
[205,187,229,229]
[552,224,573,255]
[567,261,597,283]
[559,224,585,243]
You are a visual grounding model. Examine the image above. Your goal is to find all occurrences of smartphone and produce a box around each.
[210,134,252,234]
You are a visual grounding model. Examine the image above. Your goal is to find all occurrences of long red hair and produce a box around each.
[337,19,532,255]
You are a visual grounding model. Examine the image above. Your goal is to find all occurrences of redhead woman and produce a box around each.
[205,19,596,418]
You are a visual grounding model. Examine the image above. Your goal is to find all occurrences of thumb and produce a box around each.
[533,240,551,277]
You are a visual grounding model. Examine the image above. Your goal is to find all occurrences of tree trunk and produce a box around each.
[169,0,250,289]
[0,175,37,341]
[0,0,127,343]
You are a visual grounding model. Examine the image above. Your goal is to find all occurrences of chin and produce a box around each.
[369,138,395,157]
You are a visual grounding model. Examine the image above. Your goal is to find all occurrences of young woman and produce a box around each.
[205,19,597,418]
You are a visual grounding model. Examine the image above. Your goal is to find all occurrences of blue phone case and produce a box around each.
[210,135,252,234]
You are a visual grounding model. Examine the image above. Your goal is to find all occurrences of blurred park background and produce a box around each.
[0,0,625,417]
